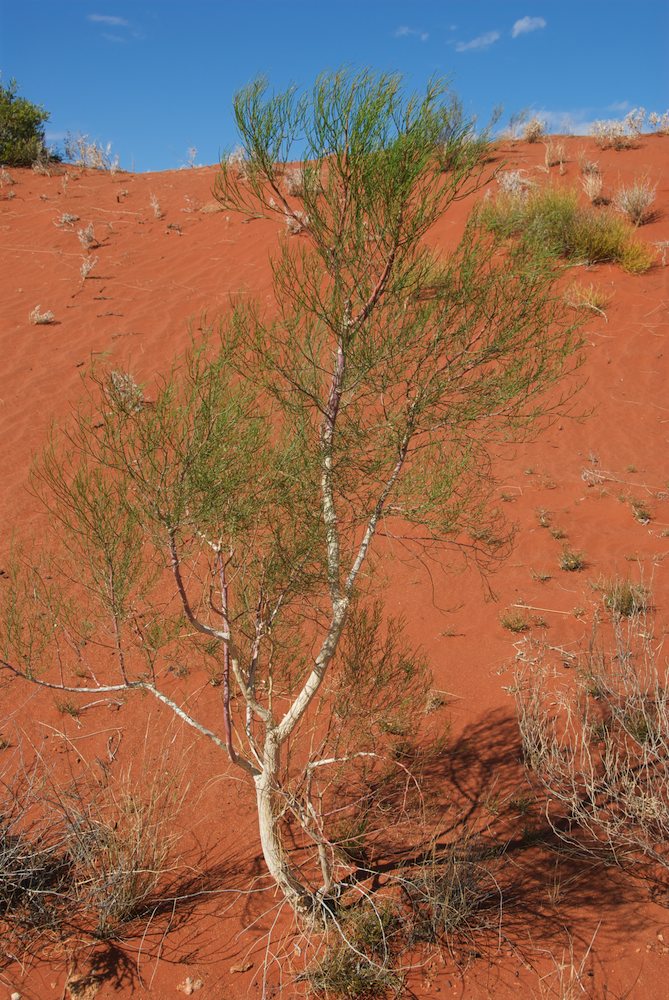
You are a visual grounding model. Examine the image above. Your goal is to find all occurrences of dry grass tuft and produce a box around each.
[565,283,611,318]
[516,612,669,878]
[29,305,56,325]
[613,178,657,226]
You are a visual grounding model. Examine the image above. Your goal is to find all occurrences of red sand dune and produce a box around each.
[1,135,668,999]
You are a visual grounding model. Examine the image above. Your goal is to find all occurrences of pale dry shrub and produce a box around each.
[580,172,604,205]
[285,209,309,234]
[534,931,599,1000]
[496,169,533,197]
[107,371,144,413]
[77,223,99,250]
[523,118,546,143]
[578,153,600,176]
[516,612,669,876]
[64,133,119,172]
[648,110,669,134]
[149,192,163,219]
[226,145,248,177]
[80,256,98,281]
[55,212,80,228]
[31,159,51,176]
[29,305,55,325]
[0,167,15,186]
[62,771,183,938]
[592,108,645,150]
[284,166,305,196]
[544,140,566,171]
[613,177,657,226]
[565,282,610,317]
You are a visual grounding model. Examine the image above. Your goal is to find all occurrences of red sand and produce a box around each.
[1,136,668,999]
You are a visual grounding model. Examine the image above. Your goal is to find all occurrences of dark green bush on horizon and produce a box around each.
[0,78,51,166]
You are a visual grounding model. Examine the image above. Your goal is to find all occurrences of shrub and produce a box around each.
[64,133,118,172]
[516,614,669,876]
[600,578,650,618]
[29,305,55,325]
[306,901,402,998]
[613,178,657,226]
[500,609,530,633]
[496,169,533,197]
[523,117,545,143]
[565,282,610,317]
[580,171,604,205]
[592,108,645,150]
[77,222,100,250]
[559,548,585,572]
[398,840,498,952]
[284,166,305,196]
[62,771,181,938]
[648,110,669,134]
[481,186,654,273]
[0,79,51,166]
[544,140,566,170]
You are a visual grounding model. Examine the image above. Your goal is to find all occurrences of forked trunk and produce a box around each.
[254,735,315,919]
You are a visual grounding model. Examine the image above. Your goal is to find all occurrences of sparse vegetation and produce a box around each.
[517,613,669,877]
[613,177,657,226]
[481,186,654,273]
[77,222,100,250]
[648,110,669,134]
[55,212,80,228]
[580,171,605,205]
[28,305,55,325]
[500,609,531,633]
[544,140,566,171]
[80,256,98,281]
[149,192,164,219]
[496,168,533,197]
[523,117,545,143]
[284,166,305,196]
[592,108,645,150]
[600,578,650,618]
[565,282,611,318]
[559,548,585,572]
[64,132,119,172]
[0,762,182,956]
[631,498,652,524]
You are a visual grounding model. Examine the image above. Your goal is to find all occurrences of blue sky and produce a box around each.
[2,1,668,172]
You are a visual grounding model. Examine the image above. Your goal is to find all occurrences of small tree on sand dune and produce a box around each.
[1,71,581,922]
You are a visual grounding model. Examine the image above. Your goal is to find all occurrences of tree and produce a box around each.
[1,71,581,922]
[0,79,50,166]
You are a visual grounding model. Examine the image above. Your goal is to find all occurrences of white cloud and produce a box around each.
[455,31,500,53]
[87,14,129,27]
[511,16,546,38]
[395,25,429,42]
[607,100,630,112]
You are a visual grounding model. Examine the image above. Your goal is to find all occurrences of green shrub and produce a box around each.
[0,79,51,166]
[481,186,653,273]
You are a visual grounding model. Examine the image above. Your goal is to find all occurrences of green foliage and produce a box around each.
[481,186,654,273]
[0,78,50,166]
[1,69,585,919]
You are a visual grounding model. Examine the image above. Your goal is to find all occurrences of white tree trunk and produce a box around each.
[254,735,314,918]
